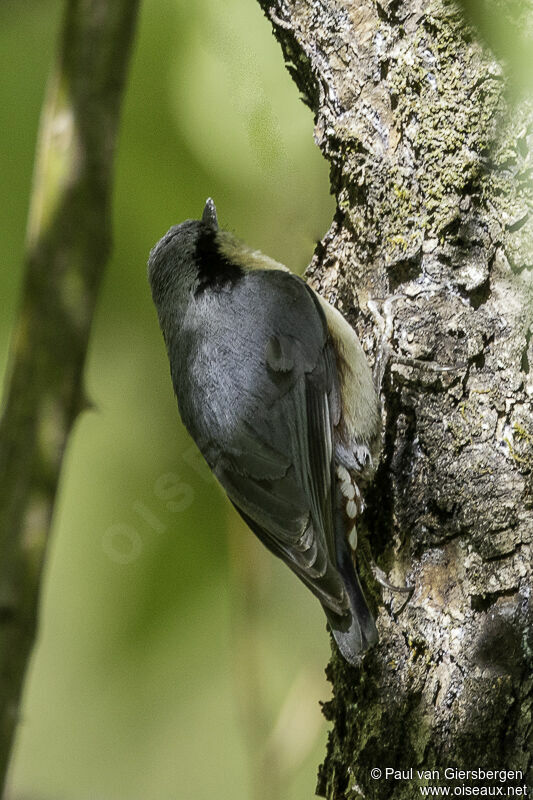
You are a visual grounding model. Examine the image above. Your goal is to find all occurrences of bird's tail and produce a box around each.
[324,488,378,666]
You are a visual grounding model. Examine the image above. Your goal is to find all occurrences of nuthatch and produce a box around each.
[148,199,382,665]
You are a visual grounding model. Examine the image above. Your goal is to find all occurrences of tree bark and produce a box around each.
[256,0,533,797]
[0,0,140,791]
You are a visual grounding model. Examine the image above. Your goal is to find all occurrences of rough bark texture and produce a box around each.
[257,0,533,797]
[0,0,139,791]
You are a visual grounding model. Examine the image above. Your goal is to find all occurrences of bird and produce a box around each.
[148,198,382,665]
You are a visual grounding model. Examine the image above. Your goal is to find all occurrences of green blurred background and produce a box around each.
[0,0,335,797]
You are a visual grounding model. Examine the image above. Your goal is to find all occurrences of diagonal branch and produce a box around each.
[0,0,140,788]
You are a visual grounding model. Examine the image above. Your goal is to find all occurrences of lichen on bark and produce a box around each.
[257,0,532,796]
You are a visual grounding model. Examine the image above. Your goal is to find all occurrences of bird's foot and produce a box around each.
[371,562,414,595]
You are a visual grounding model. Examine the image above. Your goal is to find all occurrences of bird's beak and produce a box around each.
[202,197,218,230]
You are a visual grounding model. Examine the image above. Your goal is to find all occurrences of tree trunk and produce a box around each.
[257,0,533,796]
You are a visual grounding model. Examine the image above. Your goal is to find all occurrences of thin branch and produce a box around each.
[0,0,140,789]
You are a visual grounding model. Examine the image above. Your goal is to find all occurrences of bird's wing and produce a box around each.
[201,272,349,615]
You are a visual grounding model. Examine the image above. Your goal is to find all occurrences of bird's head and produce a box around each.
[147,198,221,311]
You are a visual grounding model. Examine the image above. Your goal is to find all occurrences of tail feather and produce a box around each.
[324,483,378,666]
[324,561,378,666]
